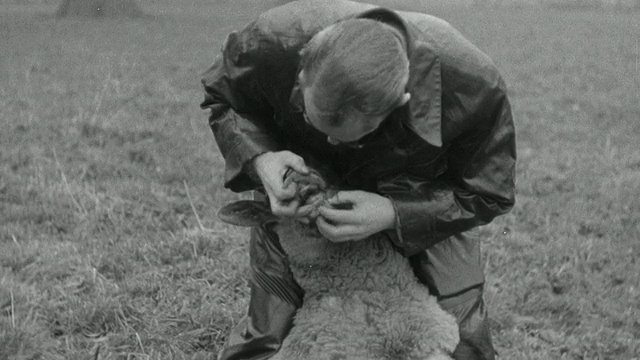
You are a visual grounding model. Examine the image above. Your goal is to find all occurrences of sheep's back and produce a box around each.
[278,285,459,360]
[272,216,459,359]
[275,223,416,294]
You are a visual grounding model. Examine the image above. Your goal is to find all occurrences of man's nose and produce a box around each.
[326,136,341,145]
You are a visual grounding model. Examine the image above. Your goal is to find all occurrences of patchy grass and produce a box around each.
[1,1,639,359]
[452,8,640,359]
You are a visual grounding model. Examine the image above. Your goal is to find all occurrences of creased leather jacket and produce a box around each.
[200,0,516,297]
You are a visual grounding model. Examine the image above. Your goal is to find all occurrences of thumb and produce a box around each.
[284,156,309,175]
[327,190,362,206]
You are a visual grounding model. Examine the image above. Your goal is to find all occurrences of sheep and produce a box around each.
[218,166,459,360]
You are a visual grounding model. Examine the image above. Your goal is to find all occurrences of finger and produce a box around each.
[272,198,300,218]
[318,205,356,223]
[271,178,297,199]
[317,216,358,243]
[267,193,281,214]
[316,216,341,241]
[283,152,309,174]
[260,168,295,200]
[327,190,365,205]
[296,216,310,225]
[263,185,280,206]
[282,169,295,188]
[295,204,314,218]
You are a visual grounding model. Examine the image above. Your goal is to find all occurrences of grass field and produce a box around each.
[1,1,639,359]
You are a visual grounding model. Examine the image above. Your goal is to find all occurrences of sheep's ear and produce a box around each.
[217,201,277,227]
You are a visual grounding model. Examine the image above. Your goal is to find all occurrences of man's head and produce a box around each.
[299,18,411,147]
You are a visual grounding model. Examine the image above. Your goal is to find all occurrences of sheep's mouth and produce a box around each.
[285,167,352,229]
[301,225,323,238]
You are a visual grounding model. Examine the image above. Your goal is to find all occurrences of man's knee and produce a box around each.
[219,225,303,360]
[439,286,496,360]
[218,282,299,360]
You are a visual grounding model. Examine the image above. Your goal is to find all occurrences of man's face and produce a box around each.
[302,86,388,149]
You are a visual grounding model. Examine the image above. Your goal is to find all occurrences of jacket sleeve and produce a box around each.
[380,81,516,256]
[200,24,282,193]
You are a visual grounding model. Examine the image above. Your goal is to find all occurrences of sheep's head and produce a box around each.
[218,167,343,230]
[218,167,350,264]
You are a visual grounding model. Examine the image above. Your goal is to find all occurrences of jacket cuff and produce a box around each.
[224,134,280,192]
[384,192,440,256]
[382,195,405,252]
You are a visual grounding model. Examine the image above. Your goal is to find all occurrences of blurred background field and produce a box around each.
[1,0,639,359]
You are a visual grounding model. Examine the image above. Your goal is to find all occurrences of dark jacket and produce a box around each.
[201,0,516,297]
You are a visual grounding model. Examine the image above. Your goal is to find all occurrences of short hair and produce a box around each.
[300,18,409,127]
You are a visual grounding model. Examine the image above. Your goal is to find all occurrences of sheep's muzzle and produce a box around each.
[283,168,345,224]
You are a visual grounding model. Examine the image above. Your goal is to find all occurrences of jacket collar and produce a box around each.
[289,7,443,147]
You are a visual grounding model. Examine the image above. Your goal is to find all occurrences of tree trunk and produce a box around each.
[57,0,143,17]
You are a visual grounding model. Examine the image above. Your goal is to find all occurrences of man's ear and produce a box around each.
[218,201,277,227]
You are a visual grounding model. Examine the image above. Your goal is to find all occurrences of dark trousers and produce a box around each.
[218,226,496,360]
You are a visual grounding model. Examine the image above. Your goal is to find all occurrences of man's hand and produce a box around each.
[317,190,397,242]
[252,151,310,218]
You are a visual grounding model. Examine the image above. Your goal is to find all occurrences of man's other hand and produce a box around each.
[316,190,397,242]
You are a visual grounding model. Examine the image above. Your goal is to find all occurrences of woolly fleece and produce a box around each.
[267,219,460,360]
